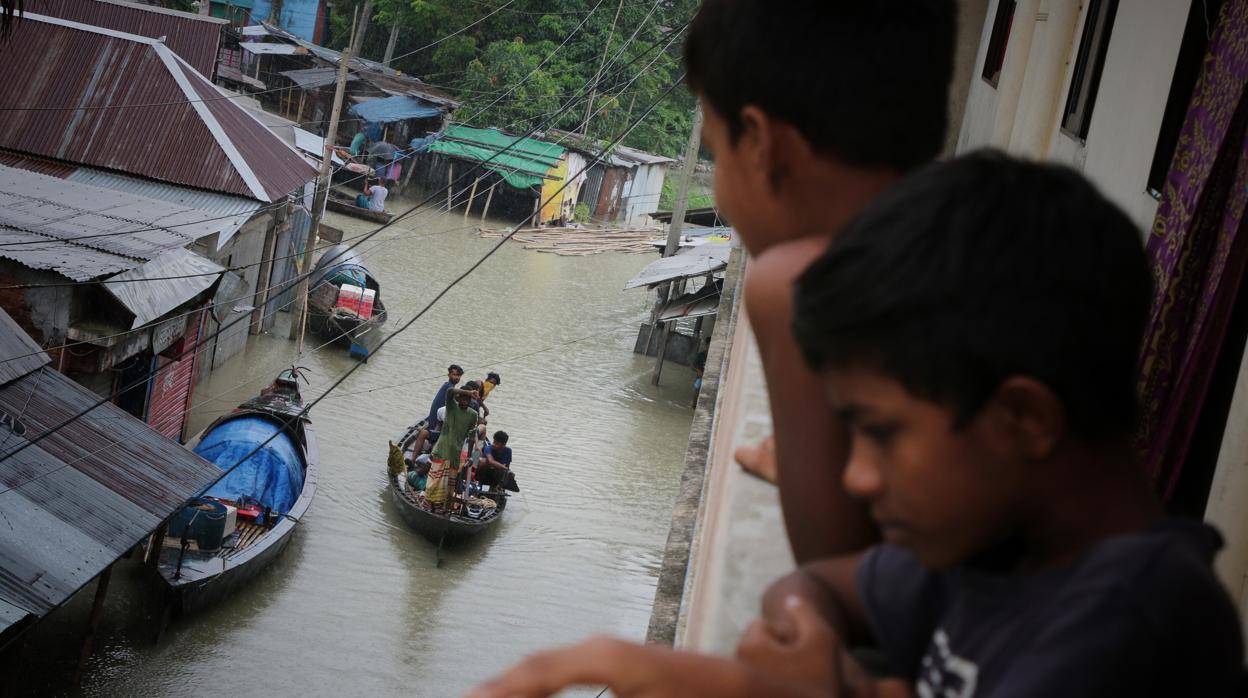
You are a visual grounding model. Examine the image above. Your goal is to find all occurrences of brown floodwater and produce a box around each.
[13,201,696,696]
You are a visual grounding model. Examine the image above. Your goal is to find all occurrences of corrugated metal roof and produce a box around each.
[0,14,317,203]
[624,253,728,290]
[67,168,260,247]
[30,0,226,77]
[280,67,354,89]
[0,149,78,178]
[0,311,223,649]
[0,165,228,281]
[255,22,460,109]
[240,42,301,55]
[0,308,50,385]
[104,248,224,328]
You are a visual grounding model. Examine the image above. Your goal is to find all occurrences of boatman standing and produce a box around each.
[424,384,480,510]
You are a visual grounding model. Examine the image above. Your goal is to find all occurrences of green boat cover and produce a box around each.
[427,124,565,189]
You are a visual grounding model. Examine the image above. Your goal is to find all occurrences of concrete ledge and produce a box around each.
[645,246,746,646]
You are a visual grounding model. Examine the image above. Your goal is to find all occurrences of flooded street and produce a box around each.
[18,201,696,696]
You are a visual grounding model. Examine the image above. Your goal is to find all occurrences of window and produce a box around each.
[1147,0,1227,197]
[981,0,1017,88]
[1060,0,1120,140]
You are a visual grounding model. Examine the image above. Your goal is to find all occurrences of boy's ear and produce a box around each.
[987,377,1065,460]
[737,105,786,192]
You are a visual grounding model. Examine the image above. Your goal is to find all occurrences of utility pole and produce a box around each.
[290,42,354,346]
[581,0,625,136]
[651,104,703,385]
[350,0,374,58]
[383,23,400,66]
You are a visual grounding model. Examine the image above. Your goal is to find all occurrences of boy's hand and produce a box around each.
[464,636,818,698]
[738,595,843,691]
[738,596,913,698]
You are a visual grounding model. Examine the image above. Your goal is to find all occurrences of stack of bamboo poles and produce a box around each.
[478,226,663,255]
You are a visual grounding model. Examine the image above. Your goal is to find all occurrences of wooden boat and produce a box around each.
[155,368,318,615]
[307,243,389,358]
[387,421,515,548]
[325,188,394,224]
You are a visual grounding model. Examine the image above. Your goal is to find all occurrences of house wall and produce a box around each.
[957,0,1191,233]
[196,211,274,374]
[250,0,322,43]
[623,163,666,227]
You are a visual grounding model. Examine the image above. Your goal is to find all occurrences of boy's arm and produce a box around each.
[744,243,876,563]
[465,636,825,698]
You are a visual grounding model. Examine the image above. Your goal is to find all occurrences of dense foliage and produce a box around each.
[327,0,699,158]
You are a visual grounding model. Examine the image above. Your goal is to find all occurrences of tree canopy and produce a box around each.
[329,0,699,158]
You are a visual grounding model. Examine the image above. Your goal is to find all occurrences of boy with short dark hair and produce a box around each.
[686,0,956,563]
[468,154,1246,697]
[742,152,1245,696]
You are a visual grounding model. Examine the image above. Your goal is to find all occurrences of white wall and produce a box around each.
[958,0,1191,234]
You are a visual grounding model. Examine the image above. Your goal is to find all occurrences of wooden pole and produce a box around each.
[464,176,480,220]
[480,182,496,223]
[447,163,454,212]
[350,0,374,59]
[74,564,114,687]
[651,103,703,385]
[296,91,307,125]
[289,40,354,344]
[383,23,400,65]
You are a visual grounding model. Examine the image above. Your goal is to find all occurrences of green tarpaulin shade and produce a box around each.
[427,124,565,189]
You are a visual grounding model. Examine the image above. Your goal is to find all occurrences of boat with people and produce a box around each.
[307,243,389,358]
[154,367,318,615]
[386,418,517,548]
[325,187,394,224]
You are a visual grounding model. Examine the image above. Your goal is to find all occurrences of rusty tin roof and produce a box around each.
[0,14,316,202]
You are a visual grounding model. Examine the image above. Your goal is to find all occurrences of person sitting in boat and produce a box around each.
[425,364,463,427]
[424,384,481,510]
[410,406,445,457]
[475,431,513,492]
[480,372,501,401]
[407,453,432,492]
[355,176,388,213]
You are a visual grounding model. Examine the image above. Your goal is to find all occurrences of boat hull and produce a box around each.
[326,192,393,223]
[156,398,318,615]
[389,480,502,545]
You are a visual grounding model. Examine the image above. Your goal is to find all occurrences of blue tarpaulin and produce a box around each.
[196,416,304,515]
[349,96,442,124]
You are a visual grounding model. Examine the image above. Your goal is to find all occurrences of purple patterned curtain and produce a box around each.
[1136,0,1248,500]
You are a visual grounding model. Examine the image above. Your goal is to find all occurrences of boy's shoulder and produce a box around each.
[744,236,834,329]
[860,520,1245,696]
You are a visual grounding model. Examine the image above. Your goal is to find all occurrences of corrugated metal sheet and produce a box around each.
[0,150,78,178]
[0,15,316,203]
[624,253,728,290]
[146,307,201,439]
[281,67,352,89]
[239,42,301,55]
[30,0,226,77]
[0,165,227,281]
[623,163,666,226]
[67,168,261,247]
[0,308,50,385]
[0,360,222,648]
[104,248,223,329]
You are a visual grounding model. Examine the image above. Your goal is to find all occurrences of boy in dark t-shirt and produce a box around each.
[736,152,1245,696]
[467,153,1246,698]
